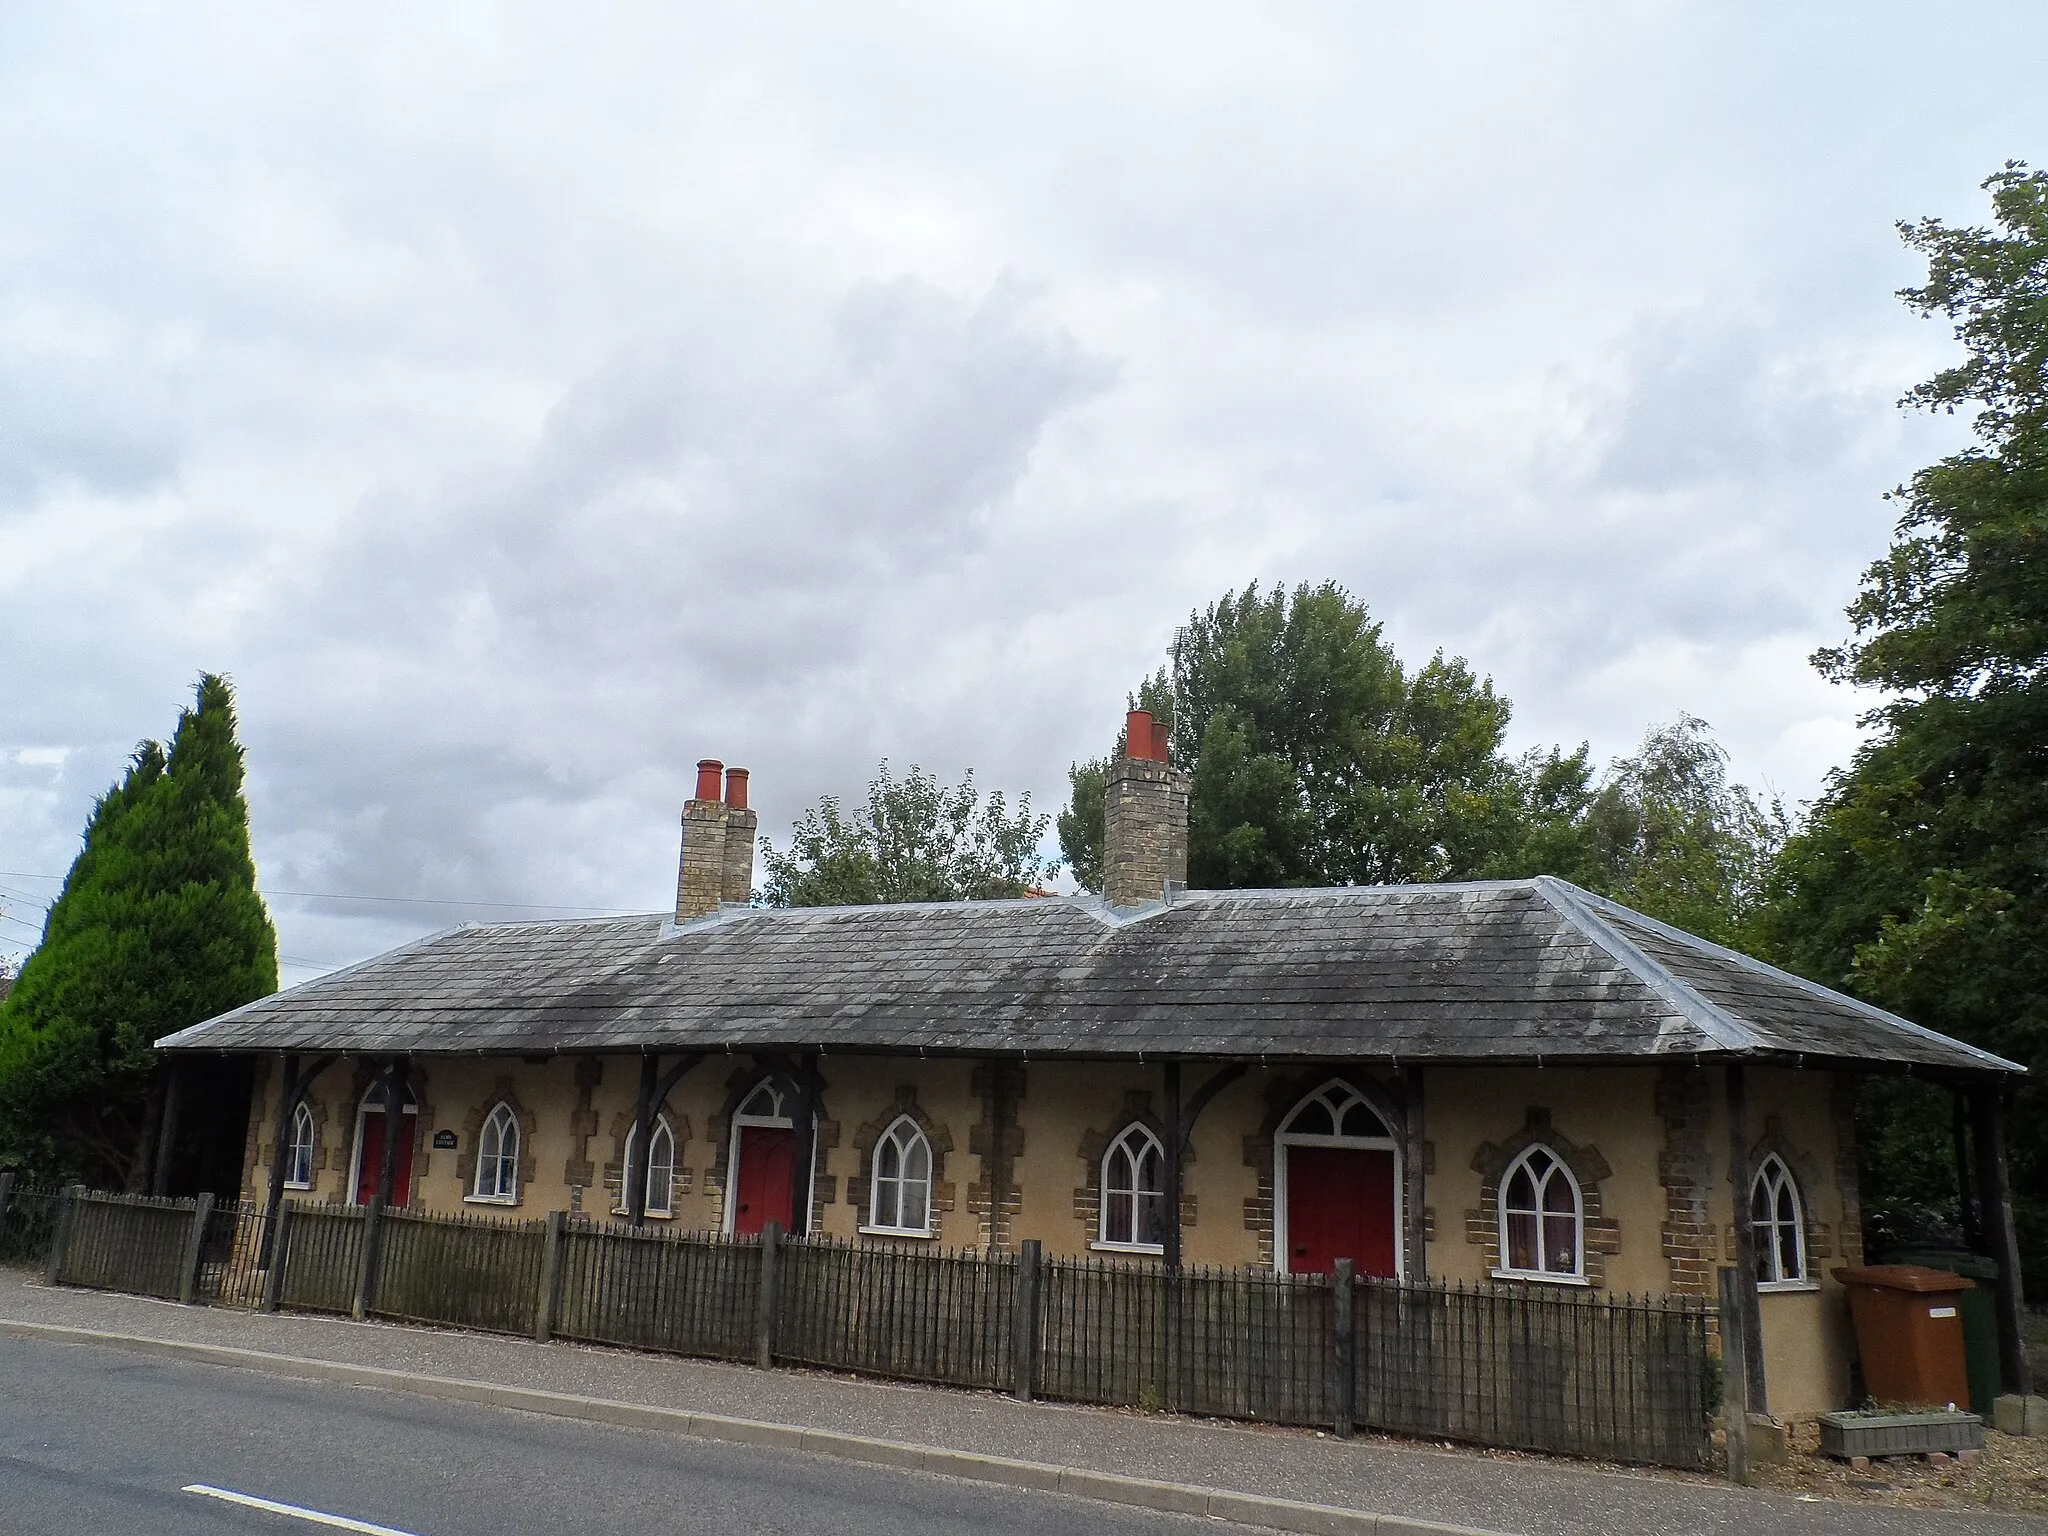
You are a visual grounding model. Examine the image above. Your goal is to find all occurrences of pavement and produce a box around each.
[4,1269,2043,1536]
[0,1331,1223,1536]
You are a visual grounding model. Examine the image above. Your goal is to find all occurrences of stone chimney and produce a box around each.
[677,760,759,921]
[720,767,757,903]
[677,759,729,922]
[1103,709,1191,908]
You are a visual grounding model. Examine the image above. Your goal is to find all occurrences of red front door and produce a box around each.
[354,1113,415,1206]
[1286,1146,1396,1277]
[732,1125,796,1236]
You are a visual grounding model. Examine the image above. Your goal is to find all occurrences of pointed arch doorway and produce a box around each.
[724,1079,809,1237]
[1275,1080,1400,1278]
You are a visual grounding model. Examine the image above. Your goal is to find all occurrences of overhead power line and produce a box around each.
[0,870,642,916]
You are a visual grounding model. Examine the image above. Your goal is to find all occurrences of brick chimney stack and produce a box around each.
[720,767,757,903]
[1102,709,1191,908]
[677,760,730,922]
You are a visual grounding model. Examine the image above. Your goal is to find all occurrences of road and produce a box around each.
[0,1335,1240,1535]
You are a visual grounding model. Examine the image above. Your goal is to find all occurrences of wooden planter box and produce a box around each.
[1819,1410,1984,1461]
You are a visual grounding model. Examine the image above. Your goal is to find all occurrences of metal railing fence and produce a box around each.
[552,1218,759,1361]
[21,1185,1716,1470]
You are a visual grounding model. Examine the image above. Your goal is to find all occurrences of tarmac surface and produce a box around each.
[0,1332,1230,1535]
[4,1270,2042,1535]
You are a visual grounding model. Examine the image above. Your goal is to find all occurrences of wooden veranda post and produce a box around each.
[1952,1094,1981,1249]
[1723,1064,1767,1415]
[1718,1265,1753,1485]
[262,1053,303,1266]
[353,1197,386,1320]
[1969,1083,2032,1394]
[178,1192,214,1305]
[259,1204,293,1313]
[1162,1061,1185,1413]
[1333,1257,1357,1439]
[788,1053,819,1235]
[1012,1238,1043,1402]
[377,1057,409,1204]
[152,1058,185,1198]
[1402,1065,1427,1281]
[1162,1061,1184,1272]
[535,1209,566,1343]
[756,1219,783,1369]
[628,1052,657,1226]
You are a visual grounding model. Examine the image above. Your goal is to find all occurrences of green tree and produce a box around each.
[761,762,1059,907]
[1761,165,2048,1280]
[0,675,278,1184]
[1060,581,1540,889]
[1488,717,1788,948]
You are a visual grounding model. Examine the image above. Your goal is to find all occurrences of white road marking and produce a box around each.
[180,1484,424,1535]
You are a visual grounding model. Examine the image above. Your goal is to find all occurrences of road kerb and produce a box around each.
[0,1317,1510,1536]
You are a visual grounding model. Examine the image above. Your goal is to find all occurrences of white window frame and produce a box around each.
[720,1079,818,1236]
[615,1113,678,1219]
[344,1081,419,1207]
[284,1101,316,1190]
[861,1114,935,1238]
[1493,1143,1587,1285]
[1094,1123,1167,1254]
[468,1102,522,1205]
[1272,1079,1403,1277]
[1752,1154,1814,1291]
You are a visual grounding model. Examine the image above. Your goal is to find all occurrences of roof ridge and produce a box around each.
[1572,886,2022,1074]
[1529,877,1761,1053]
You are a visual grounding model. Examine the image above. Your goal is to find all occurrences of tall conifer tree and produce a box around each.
[0,675,277,1183]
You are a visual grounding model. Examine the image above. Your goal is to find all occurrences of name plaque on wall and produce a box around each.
[432,1130,458,1150]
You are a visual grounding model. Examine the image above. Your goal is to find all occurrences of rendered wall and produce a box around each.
[237,1048,1857,1415]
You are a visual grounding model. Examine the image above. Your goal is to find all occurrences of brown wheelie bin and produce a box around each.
[1833,1265,1974,1408]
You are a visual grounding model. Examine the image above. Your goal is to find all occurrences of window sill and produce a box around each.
[1489,1267,1591,1287]
[282,1181,313,1192]
[612,1209,676,1221]
[463,1194,520,1207]
[859,1225,935,1240]
[1758,1279,1821,1294]
[1092,1240,1164,1256]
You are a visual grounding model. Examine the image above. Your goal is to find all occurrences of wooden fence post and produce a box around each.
[354,1196,387,1321]
[44,1185,82,1287]
[1717,1266,1752,1486]
[536,1210,566,1344]
[0,1171,15,1242]
[1333,1259,1357,1439]
[260,1204,293,1314]
[1970,1084,2031,1394]
[1012,1239,1043,1402]
[756,1220,782,1370]
[178,1192,215,1305]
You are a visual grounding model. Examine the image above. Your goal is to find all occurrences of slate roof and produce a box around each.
[160,876,2018,1075]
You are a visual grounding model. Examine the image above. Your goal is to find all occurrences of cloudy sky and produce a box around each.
[2,4,2043,980]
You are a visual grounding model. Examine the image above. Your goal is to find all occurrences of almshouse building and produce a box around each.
[162,712,2026,1421]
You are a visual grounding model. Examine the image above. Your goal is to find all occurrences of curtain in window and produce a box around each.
[475,1103,520,1200]
[1750,1156,1805,1283]
[1101,1125,1166,1248]
[870,1117,933,1232]
[1500,1146,1580,1276]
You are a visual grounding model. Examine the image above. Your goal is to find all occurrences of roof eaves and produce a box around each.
[1530,877,1761,1054]
[1568,885,2024,1075]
